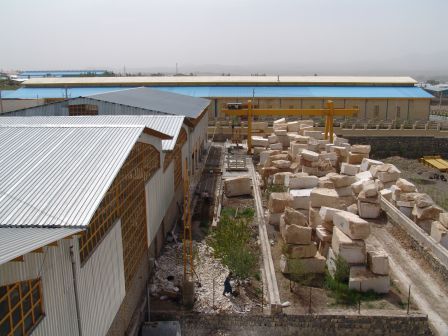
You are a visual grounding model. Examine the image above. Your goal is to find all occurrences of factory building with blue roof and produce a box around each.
[1,75,433,121]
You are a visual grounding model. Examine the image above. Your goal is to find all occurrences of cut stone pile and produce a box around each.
[279,207,325,274]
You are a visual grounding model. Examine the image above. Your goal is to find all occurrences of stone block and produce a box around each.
[319,241,331,259]
[224,176,252,197]
[301,149,319,161]
[260,167,279,178]
[268,192,294,213]
[318,176,335,188]
[415,219,433,234]
[439,213,448,229]
[284,243,318,259]
[268,134,278,144]
[287,121,300,132]
[351,144,371,154]
[310,188,344,209]
[270,143,283,150]
[331,227,366,264]
[272,160,291,169]
[331,146,349,157]
[396,200,415,208]
[268,211,281,226]
[412,205,444,221]
[333,211,370,239]
[273,117,286,125]
[334,137,349,146]
[355,170,373,182]
[290,143,308,158]
[326,247,337,277]
[347,152,369,164]
[396,178,417,193]
[351,180,363,195]
[335,186,354,197]
[349,266,390,294]
[301,165,318,175]
[362,180,378,197]
[316,225,332,242]
[340,163,360,176]
[251,136,268,147]
[279,253,326,274]
[277,134,290,147]
[290,188,313,210]
[309,206,322,229]
[288,175,319,189]
[274,129,288,136]
[358,201,381,219]
[358,191,379,204]
[273,172,291,186]
[380,189,392,201]
[414,193,434,208]
[360,158,383,172]
[281,223,312,245]
[399,206,413,218]
[347,203,358,215]
[284,207,308,226]
[329,174,357,188]
[370,164,401,182]
[367,249,389,275]
[303,130,324,140]
[430,221,448,248]
[319,152,337,162]
[271,153,289,161]
[319,206,342,222]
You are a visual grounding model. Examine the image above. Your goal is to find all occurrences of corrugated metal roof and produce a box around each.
[0,125,145,228]
[21,75,418,86]
[0,115,184,151]
[87,87,210,119]
[2,85,433,100]
[0,227,82,265]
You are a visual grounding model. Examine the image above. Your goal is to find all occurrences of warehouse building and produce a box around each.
[1,76,433,121]
[2,87,210,174]
[0,90,210,336]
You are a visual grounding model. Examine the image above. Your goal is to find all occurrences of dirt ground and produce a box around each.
[383,156,448,210]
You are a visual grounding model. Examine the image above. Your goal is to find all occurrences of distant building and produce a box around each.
[421,83,448,98]
[2,76,433,121]
[17,70,109,79]
[0,89,210,335]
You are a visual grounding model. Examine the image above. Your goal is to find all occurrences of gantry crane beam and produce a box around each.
[223,100,358,153]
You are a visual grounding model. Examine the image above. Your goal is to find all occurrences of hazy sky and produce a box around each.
[1,0,447,75]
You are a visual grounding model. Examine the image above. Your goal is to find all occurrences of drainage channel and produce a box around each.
[247,158,282,314]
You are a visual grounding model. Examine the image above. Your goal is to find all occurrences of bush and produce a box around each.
[209,208,257,278]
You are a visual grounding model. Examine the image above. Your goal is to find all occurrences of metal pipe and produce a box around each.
[70,244,83,336]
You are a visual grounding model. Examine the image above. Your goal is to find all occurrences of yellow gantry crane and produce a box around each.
[223,100,358,154]
[182,162,194,282]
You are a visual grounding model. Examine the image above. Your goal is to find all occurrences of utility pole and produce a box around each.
[176,63,178,75]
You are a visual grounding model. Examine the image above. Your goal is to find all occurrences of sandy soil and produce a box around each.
[368,222,448,335]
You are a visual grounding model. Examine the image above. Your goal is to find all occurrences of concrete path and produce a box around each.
[369,226,448,336]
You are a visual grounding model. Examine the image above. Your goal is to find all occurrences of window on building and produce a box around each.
[68,104,98,116]
[396,106,401,118]
[374,105,380,118]
[0,279,44,336]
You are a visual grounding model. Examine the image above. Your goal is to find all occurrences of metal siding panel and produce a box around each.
[145,165,174,245]
[75,220,125,336]
[0,240,79,336]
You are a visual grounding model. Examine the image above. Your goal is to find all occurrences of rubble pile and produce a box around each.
[151,242,257,313]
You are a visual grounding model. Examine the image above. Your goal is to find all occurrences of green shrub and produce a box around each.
[209,209,257,278]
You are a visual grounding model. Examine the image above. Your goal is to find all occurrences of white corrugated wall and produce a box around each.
[0,240,79,336]
[145,161,175,245]
[74,220,125,336]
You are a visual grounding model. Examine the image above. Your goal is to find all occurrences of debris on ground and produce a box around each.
[151,241,261,314]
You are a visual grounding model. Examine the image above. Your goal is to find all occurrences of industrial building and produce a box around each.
[1,76,433,121]
[0,90,210,336]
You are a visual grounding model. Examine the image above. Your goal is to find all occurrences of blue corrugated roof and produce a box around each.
[2,85,433,99]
